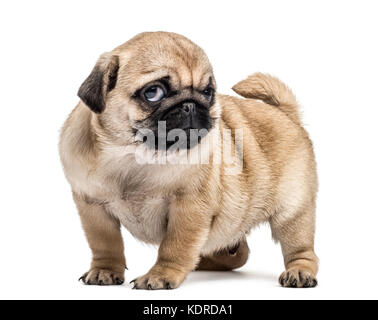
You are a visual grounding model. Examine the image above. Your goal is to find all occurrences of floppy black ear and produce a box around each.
[78,53,119,113]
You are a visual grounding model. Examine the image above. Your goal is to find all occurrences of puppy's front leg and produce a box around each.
[132,196,212,290]
[73,193,126,285]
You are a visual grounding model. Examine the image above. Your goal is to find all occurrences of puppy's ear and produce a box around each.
[78,53,119,113]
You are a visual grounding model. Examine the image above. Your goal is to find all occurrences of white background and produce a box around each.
[0,0,377,300]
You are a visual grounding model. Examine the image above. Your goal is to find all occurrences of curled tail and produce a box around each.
[232,73,301,124]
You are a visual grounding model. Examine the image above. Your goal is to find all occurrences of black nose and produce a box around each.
[182,102,195,115]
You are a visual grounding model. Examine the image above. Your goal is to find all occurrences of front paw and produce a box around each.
[131,265,187,290]
[79,268,124,286]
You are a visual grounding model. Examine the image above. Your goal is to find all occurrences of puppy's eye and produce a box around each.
[203,87,214,99]
[144,86,165,102]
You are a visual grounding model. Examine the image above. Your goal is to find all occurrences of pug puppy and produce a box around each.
[59,32,318,289]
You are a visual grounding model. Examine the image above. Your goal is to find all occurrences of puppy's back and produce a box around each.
[218,89,316,191]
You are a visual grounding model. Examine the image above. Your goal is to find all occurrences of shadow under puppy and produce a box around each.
[59,32,318,289]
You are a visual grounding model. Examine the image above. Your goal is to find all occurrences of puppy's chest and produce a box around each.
[105,193,170,244]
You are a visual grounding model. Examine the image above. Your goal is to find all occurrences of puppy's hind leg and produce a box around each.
[74,193,126,286]
[196,237,249,271]
[270,203,319,288]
